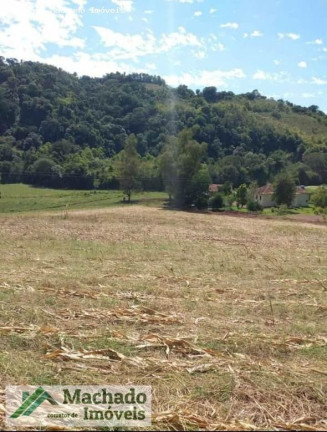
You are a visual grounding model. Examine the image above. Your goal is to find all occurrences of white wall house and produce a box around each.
[255,184,310,208]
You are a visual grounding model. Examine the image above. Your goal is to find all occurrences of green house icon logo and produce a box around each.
[10,387,58,418]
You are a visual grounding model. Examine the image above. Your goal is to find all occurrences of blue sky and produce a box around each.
[1,0,327,111]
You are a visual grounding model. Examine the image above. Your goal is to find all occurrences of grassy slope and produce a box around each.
[258,111,327,146]
[0,204,326,430]
[0,184,168,214]
[213,97,327,148]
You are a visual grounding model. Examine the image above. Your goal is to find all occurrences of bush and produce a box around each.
[312,186,327,208]
[314,206,327,220]
[210,193,224,211]
[272,111,282,119]
[277,204,289,215]
[247,200,262,212]
[195,194,209,210]
[225,194,235,210]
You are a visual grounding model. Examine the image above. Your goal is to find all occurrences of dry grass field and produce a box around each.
[0,205,326,430]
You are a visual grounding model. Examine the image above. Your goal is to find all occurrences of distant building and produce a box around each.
[255,184,310,208]
[209,184,222,194]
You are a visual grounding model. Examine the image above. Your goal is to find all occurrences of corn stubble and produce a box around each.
[0,206,326,430]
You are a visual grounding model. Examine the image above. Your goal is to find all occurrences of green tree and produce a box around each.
[303,153,327,183]
[210,193,224,211]
[312,186,327,208]
[159,129,207,208]
[187,165,211,209]
[273,173,296,207]
[118,134,140,202]
[158,137,178,201]
[29,157,62,187]
[235,184,248,208]
[220,181,233,196]
[202,86,217,103]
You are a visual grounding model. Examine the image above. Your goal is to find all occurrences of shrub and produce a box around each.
[210,193,224,211]
[272,111,282,119]
[225,194,235,210]
[277,204,289,215]
[235,184,248,208]
[247,200,262,212]
[314,206,327,220]
[195,194,209,210]
[312,186,327,208]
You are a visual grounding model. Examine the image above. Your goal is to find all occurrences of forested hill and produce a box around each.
[0,58,326,189]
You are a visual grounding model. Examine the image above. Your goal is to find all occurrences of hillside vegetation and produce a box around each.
[0,58,326,190]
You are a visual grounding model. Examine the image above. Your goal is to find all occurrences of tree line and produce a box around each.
[0,58,326,195]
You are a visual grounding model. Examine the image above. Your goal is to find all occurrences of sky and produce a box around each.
[1,0,327,111]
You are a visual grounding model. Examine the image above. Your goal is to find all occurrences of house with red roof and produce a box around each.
[255,184,310,208]
[208,184,222,194]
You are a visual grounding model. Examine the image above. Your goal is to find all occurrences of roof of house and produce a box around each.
[256,183,310,195]
[209,184,222,193]
[256,184,274,195]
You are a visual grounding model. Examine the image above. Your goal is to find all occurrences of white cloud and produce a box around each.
[0,0,85,60]
[212,42,225,52]
[194,50,205,59]
[209,8,217,14]
[160,29,202,51]
[244,30,262,38]
[290,33,301,40]
[220,22,239,29]
[194,11,202,17]
[307,38,323,45]
[164,68,246,87]
[278,32,300,40]
[93,26,202,60]
[298,61,307,68]
[251,30,263,37]
[71,0,88,7]
[141,17,148,23]
[311,55,324,61]
[322,47,327,52]
[41,51,161,78]
[253,70,290,82]
[93,27,156,60]
[311,77,327,85]
[206,34,225,52]
[301,93,315,98]
[42,52,130,77]
[253,70,269,80]
[111,0,133,13]
[274,60,280,65]
[144,10,153,14]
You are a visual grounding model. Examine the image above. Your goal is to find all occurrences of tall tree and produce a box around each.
[235,184,248,208]
[158,137,178,201]
[187,165,211,209]
[118,134,140,202]
[273,173,296,207]
[159,129,207,208]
